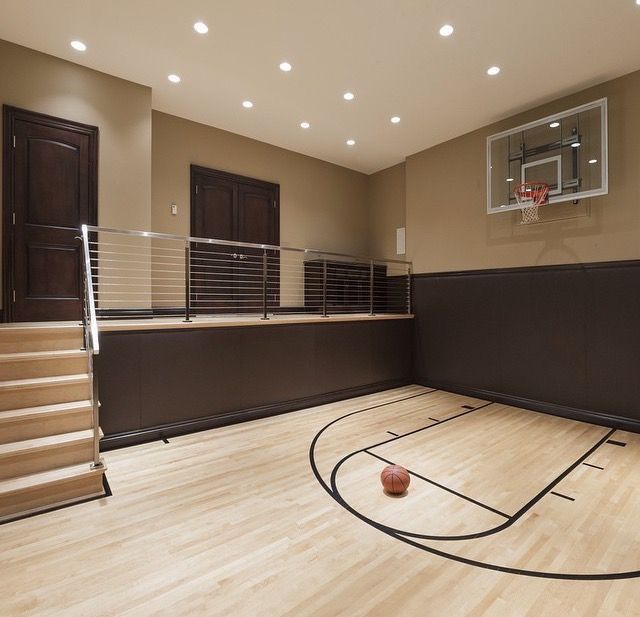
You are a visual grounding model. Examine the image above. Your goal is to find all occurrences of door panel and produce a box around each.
[7,109,97,322]
[191,174,237,314]
[237,184,278,313]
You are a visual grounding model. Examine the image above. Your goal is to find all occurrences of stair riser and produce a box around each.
[0,472,104,522]
[0,409,93,444]
[0,440,94,481]
[0,383,90,412]
[0,357,88,380]
[0,331,84,354]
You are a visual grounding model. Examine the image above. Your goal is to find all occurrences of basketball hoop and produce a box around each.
[514,182,549,224]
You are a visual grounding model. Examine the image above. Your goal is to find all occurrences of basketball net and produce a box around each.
[514,182,549,224]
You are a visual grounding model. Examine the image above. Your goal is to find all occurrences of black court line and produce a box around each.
[386,431,399,437]
[550,491,575,502]
[583,462,604,470]
[310,407,637,579]
[607,439,626,447]
[364,449,510,519]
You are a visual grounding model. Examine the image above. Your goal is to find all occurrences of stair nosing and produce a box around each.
[0,400,93,422]
[0,462,104,495]
[0,350,86,363]
[0,429,95,457]
[0,374,90,390]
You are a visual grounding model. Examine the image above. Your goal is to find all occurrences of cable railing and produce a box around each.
[81,225,412,322]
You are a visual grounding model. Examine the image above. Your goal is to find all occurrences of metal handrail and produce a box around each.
[80,224,103,471]
[84,225,412,266]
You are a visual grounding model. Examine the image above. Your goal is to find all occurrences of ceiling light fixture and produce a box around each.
[279,61,292,72]
[506,178,514,182]
[346,139,356,146]
[390,116,401,124]
[193,21,209,34]
[300,121,310,129]
[168,74,181,83]
[487,66,501,76]
[549,122,560,128]
[589,158,598,164]
[70,40,87,51]
[343,92,355,101]
[571,142,581,148]
[439,24,454,37]
[242,100,254,109]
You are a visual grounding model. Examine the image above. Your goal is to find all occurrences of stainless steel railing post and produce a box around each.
[322,258,328,318]
[407,265,412,314]
[184,240,191,322]
[261,249,269,320]
[369,260,375,316]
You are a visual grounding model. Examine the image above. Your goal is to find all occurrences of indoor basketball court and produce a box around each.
[1,1,640,616]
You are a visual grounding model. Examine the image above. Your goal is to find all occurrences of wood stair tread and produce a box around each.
[0,374,89,390]
[0,400,92,423]
[0,462,104,496]
[0,350,85,362]
[0,429,94,457]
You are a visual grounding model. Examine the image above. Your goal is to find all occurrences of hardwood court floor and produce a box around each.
[1,386,639,616]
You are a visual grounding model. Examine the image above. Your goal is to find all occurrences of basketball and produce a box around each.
[380,464,410,495]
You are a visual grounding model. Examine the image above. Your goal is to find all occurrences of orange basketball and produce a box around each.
[380,464,410,495]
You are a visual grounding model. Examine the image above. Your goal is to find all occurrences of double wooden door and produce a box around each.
[190,166,279,314]
[3,107,98,322]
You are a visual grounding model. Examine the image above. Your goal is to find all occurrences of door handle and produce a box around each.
[232,253,238,259]
[239,254,248,260]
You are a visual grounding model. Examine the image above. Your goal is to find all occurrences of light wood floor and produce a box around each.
[1,385,639,616]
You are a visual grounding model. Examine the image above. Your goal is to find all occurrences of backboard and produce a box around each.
[487,98,608,214]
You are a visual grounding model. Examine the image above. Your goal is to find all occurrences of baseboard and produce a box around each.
[421,380,640,433]
[100,378,411,450]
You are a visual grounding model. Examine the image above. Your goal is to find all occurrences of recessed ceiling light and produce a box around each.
[390,116,401,124]
[70,40,87,52]
[242,100,254,109]
[571,142,581,148]
[487,66,501,76]
[549,121,560,128]
[167,74,181,83]
[279,61,292,72]
[193,21,208,34]
[439,24,454,37]
[589,159,598,164]
[346,139,356,146]
[506,178,514,182]
[300,121,310,129]
[343,92,355,101]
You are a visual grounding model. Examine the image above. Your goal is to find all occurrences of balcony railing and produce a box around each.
[80,225,412,322]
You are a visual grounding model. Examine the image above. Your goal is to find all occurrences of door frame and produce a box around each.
[2,106,99,322]
[189,164,280,244]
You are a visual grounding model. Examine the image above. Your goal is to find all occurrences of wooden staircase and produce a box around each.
[0,324,105,523]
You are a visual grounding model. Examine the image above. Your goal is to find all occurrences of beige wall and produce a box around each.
[152,111,369,255]
[405,69,640,273]
[0,39,152,231]
[367,163,406,260]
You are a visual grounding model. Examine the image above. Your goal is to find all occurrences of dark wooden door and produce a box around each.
[236,183,279,313]
[191,174,237,313]
[4,107,98,322]
[190,166,279,315]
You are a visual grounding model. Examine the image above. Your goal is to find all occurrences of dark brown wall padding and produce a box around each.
[97,319,413,448]
[413,260,640,432]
